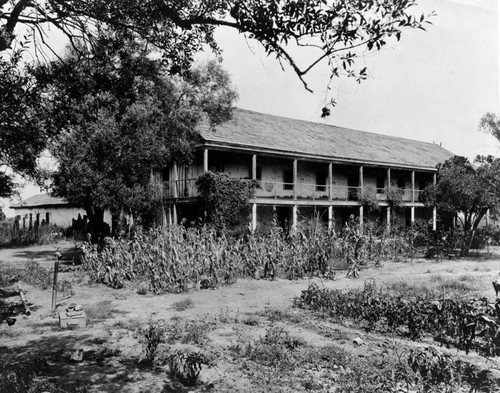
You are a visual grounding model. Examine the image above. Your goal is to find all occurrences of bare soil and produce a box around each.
[1,242,500,392]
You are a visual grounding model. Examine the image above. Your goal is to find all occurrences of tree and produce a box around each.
[1,1,432,99]
[0,51,47,197]
[36,33,237,239]
[421,156,500,256]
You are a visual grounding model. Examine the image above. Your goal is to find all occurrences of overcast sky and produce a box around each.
[2,0,499,215]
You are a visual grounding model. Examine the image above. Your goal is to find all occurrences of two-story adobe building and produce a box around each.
[161,109,453,232]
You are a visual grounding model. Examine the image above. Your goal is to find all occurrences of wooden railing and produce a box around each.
[163,179,424,202]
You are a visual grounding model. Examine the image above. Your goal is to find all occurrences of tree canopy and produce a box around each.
[34,34,237,237]
[421,156,500,255]
[1,1,432,95]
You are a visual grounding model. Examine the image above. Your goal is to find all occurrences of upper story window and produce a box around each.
[397,177,405,189]
[256,166,262,181]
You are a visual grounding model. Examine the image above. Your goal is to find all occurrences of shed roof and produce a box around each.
[199,109,453,170]
[10,194,69,209]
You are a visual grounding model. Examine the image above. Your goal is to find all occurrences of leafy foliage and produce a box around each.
[0,52,46,197]
[195,172,258,230]
[421,156,500,256]
[1,1,432,105]
[295,281,500,356]
[34,33,237,238]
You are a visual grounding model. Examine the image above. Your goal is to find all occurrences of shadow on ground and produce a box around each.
[0,331,151,392]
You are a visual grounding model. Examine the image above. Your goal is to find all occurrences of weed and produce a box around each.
[172,298,194,312]
[166,317,213,346]
[167,349,211,386]
[242,315,260,326]
[140,318,166,365]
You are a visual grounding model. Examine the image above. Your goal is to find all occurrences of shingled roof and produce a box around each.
[199,109,453,170]
[10,194,69,208]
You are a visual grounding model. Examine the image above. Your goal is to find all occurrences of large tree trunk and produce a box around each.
[85,206,109,243]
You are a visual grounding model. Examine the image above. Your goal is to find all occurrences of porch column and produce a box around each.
[328,206,333,230]
[172,204,178,225]
[387,206,391,232]
[359,165,364,229]
[251,203,257,232]
[203,149,209,173]
[252,154,257,179]
[293,159,297,200]
[328,163,333,201]
[292,205,298,231]
[411,170,415,203]
[173,161,179,198]
[432,173,437,231]
[411,206,415,224]
[387,168,391,188]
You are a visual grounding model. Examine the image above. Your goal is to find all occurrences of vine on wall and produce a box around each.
[195,172,258,230]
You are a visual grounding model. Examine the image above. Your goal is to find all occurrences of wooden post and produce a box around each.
[292,205,298,231]
[51,252,61,313]
[173,204,178,225]
[293,159,297,200]
[432,173,437,231]
[203,149,209,173]
[328,163,333,201]
[387,168,391,188]
[252,154,257,179]
[411,170,415,203]
[251,203,257,232]
[359,205,364,229]
[387,206,391,233]
[173,162,179,198]
[411,206,415,224]
[328,206,333,230]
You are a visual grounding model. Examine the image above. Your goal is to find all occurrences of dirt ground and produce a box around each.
[1,242,500,392]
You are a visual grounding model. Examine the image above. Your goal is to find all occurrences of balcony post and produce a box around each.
[252,154,257,179]
[328,163,333,201]
[411,206,415,224]
[432,173,437,231]
[411,170,415,203]
[292,205,298,231]
[173,161,179,198]
[203,149,209,173]
[251,203,257,232]
[172,204,178,224]
[293,159,297,200]
[328,206,333,230]
[387,168,391,188]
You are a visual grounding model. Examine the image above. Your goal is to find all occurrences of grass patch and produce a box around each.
[85,300,114,322]
[171,298,194,312]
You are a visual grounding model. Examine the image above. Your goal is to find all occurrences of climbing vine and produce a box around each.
[195,172,258,230]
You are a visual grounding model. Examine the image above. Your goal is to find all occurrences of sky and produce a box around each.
[2,0,499,216]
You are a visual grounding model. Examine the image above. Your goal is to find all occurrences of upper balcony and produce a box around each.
[163,179,425,204]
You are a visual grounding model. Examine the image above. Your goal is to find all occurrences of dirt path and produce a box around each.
[1,244,500,392]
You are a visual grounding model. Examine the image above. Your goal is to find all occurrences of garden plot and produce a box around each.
[1,244,500,392]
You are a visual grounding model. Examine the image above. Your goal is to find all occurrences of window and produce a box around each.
[283,169,293,190]
[397,177,405,189]
[162,167,170,182]
[316,171,327,191]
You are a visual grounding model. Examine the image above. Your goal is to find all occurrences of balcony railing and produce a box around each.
[163,179,424,202]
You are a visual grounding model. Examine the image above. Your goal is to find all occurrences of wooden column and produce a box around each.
[172,204,178,225]
[387,206,391,233]
[252,154,257,179]
[387,168,391,188]
[432,173,437,231]
[328,206,333,230]
[292,205,298,231]
[411,170,415,203]
[173,162,179,198]
[411,206,415,224]
[293,159,297,200]
[328,163,333,201]
[251,203,257,232]
[203,149,209,173]
[359,165,364,229]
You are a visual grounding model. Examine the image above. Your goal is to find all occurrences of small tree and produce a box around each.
[421,156,500,256]
[195,172,258,231]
